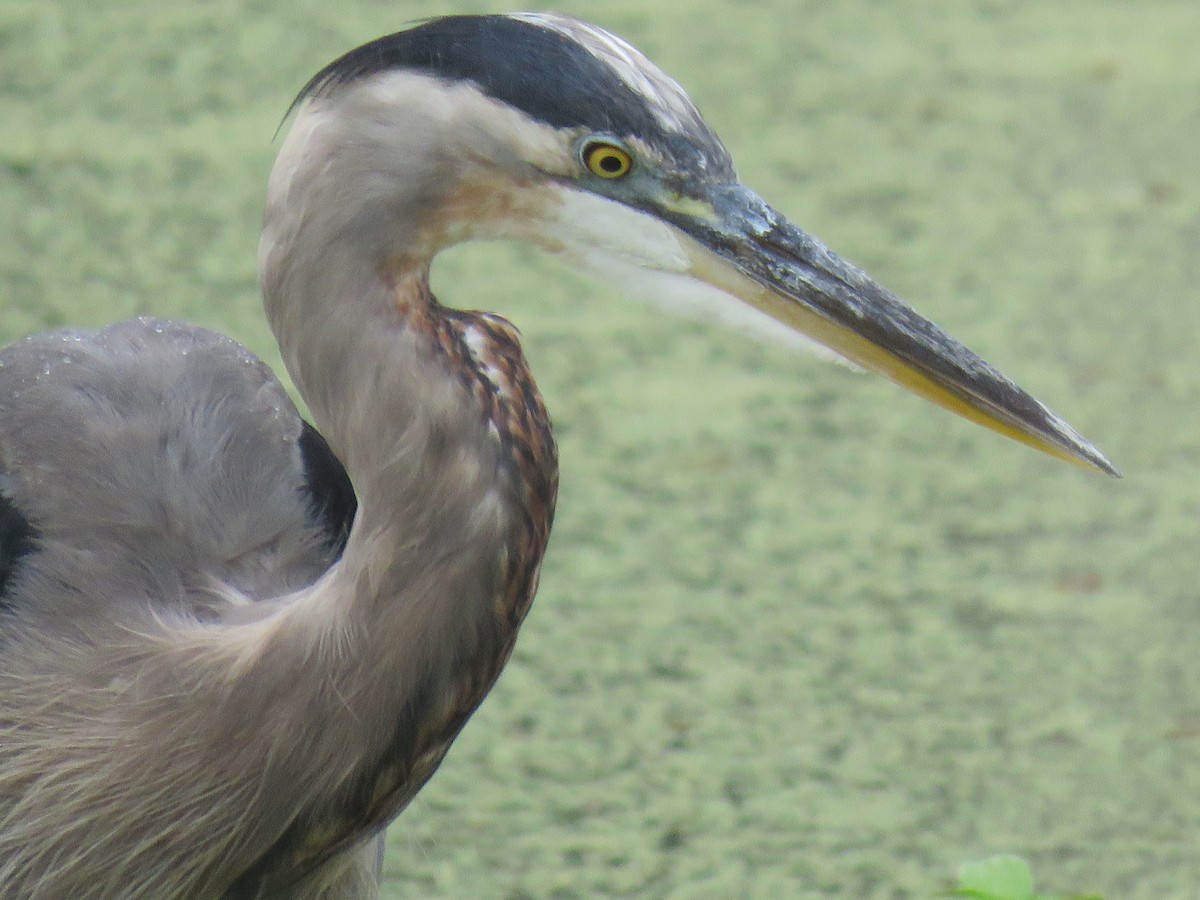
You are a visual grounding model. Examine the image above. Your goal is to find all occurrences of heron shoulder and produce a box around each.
[0,317,349,618]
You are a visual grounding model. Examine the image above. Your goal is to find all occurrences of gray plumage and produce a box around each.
[0,13,1115,900]
[0,320,336,617]
[0,321,365,895]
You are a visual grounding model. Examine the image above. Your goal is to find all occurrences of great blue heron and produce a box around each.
[0,13,1116,899]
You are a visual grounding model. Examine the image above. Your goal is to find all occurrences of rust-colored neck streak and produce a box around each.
[376,276,560,829]
[395,275,558,622]
[247,276,558,891]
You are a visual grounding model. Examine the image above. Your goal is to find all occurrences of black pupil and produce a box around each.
[598,153,623,173]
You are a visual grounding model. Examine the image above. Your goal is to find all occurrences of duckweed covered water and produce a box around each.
[2,1,1197,897]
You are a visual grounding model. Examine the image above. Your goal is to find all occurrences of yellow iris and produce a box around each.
[583,141,633,178]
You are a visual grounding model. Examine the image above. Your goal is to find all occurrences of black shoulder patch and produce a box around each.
[294,14,664,139]
[0,483,38,610]
[298,421,356,557]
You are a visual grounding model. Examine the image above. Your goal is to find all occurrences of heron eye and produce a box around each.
[583,141,633,179]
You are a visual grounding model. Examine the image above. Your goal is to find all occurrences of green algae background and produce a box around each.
[2,1,1197,897]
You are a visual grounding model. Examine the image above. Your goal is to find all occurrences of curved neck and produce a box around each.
[257,93,519,689]
[239,83,558,885]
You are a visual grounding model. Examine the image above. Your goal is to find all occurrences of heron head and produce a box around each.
[283,13,1116,475]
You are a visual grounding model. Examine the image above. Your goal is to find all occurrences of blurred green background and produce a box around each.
[2,1,1197,897]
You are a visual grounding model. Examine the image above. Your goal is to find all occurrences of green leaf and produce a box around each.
[956,855,1035,900]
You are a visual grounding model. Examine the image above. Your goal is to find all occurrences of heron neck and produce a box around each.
[261,221,513,573]
[254,94,552,763]
[247,221,552,880]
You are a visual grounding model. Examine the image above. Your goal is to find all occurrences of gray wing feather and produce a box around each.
[0,316,339,626]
